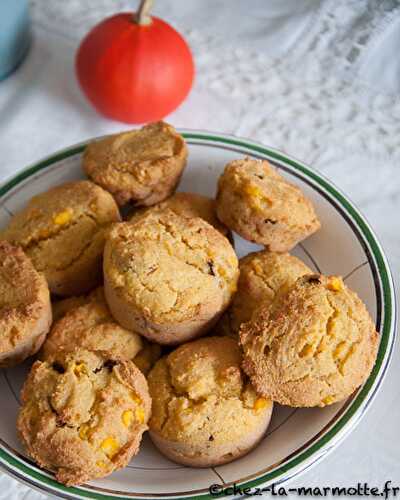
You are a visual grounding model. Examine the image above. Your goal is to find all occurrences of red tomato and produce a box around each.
[76,13,194,123]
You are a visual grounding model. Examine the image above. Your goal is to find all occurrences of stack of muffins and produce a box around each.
[0,121,378,486]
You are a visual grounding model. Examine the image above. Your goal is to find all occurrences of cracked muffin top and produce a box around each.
[42,287,160,375]
[1,181,120,296]
[148,336,272,445]
[130,191,230,237]
[83,121,188,206]
[218,250,311,337]
[103,211,238,342]
[17,348,151,486]
[215,158,320,251]
[0,241,52,367]
[240,274,379,407]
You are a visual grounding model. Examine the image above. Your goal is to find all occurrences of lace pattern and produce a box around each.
[29,0,400,166]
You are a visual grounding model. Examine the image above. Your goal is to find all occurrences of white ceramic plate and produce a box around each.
[0,131,396,500]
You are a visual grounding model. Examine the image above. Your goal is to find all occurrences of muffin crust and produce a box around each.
[148,337,272,466]
[218,251,311,337]
[83,122,188,206]
[42,288,160,375]
[240,274,379,407]
[104,212,239,344]
[216,158,320,251]
[0,241,52,367]
[1,181,121,296]
[130,191,229,237]
[17,349,151,485]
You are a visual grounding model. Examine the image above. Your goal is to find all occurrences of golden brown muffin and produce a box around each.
[240,274,379,407]
[218,251,311,337]
[51,287,113,323]
[148,336,273,467]
[83,122,188,207]
[0,241,52,367]
[52,296,91,323]
[104,212,239,345]
[215,158,320,251]
[17,349,151,486]
[130,191,230,237]
[0,181,121,297]
[42,288,161,375]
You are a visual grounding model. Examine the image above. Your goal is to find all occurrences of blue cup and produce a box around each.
[0,0,31,81]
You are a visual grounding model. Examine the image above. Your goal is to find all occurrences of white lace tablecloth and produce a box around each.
[0,1,399,498]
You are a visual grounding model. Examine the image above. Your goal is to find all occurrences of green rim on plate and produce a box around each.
[0,132,396,500]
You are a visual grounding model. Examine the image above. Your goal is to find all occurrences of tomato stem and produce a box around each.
[135,0,153,25]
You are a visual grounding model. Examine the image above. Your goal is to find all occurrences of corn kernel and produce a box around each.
[333,341,346,360]
[218,265,233,280]
[322,396,335,406]
[339,345,355,375]
[130,392,142,405]
[252,262,264,275]
[53,209,72,226]
[164,242,174,256]
[244,184,262,198]
[316,336,328,353]
[73,362,87,377]
[327,277,342,292]
[136,407,145,424]
[100,437,119,458]
[253,397,269,412]
[79,424,89,440]
[327,309,339,337]
[299,343,313,358]
[122,410,134,427]
[228,256,238,266]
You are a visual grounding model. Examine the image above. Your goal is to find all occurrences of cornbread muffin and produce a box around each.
[17,349,151,486]
[0,241,52,367]
[42,288,161,375]
[218,251,311,337]
[148,337,273,467]
[130,192,230,237]
[51,286,107,323]
[52,295,92,323]
[240,274,379,407]
[215,158,320,251]
[83,122,188,206]
[104,212,239,345]
[1,181,121,296]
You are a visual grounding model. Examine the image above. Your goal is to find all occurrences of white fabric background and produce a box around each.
[0,0,399,497]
